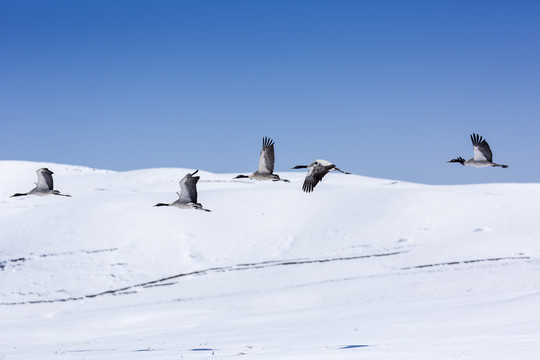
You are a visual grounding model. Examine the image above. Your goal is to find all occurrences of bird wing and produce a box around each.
[470,133,493,162]
[302,163,330,193]
[178,171,199,203]
[36,168,54,191]
[257,137,275,174]
[315,159,333,167]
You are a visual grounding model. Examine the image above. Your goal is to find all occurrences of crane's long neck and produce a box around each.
[11,192,28,197]
[154,203,170,207]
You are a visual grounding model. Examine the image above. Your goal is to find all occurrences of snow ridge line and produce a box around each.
[0,250,404,306]
[400,256,531,270]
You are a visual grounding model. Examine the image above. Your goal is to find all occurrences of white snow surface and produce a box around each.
[1,160,539,359]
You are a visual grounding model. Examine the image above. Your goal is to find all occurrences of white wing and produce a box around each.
[178,171,199,204]
[36,168,54,191]
[257,137,275,174]
[471,134,493,162]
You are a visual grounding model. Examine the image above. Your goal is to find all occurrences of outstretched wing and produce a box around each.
[302,163,330,193]
[257,137,275,174]
[470,133,493,162]
[178,170,199,203]
[36,168,54,191]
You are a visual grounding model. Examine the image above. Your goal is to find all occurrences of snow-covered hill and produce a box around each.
[1,160,539,359]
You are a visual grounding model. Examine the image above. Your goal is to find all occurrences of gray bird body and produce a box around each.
[292,159,350,193]
[235,137,289,182]
[154,170,211,212]
[11,168,71,198]
[448,133,508,168]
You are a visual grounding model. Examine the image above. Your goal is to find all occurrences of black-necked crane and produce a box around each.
[11,168,71,198]
[448,133,508,168]
[154,170,211,212]
[234,137,289,182]
[292,159,350,193]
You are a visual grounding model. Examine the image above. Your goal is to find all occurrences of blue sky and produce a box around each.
[1,0,539,184]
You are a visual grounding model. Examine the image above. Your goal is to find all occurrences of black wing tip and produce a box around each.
[470,133,487,145]
[262,136,275,149]
[302,179,317,193]
[39,168,54,174]
[186,170,200,182]
[302,184,314,193]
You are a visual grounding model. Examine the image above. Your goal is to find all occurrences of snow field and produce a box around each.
[0,161,539,359]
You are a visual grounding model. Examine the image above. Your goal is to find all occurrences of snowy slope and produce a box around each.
[0,160,539,359]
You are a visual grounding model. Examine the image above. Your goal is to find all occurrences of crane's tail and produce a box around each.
[53,191,72,197]
[194,203,211,212]
[271,174,290,182]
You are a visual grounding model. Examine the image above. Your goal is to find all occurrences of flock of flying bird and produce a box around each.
[10,134,508,212]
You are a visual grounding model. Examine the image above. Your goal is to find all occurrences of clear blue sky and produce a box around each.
[1,0,539,184]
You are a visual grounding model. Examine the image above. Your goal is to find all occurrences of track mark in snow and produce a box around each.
[339,345,370,349]
[0,257,26,270]
[40,248,119,258]
[62,349,116,354]
[143,282,176,288]
[133,348,165,352]
[401,256,530,270]
[0,248,118,271]
[190,348,216,351]
[0,250,404,305]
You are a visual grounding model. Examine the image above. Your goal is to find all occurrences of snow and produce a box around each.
[1,160,539,359]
